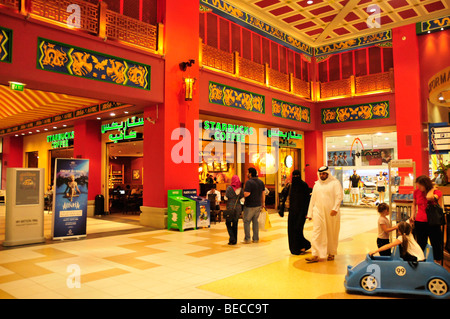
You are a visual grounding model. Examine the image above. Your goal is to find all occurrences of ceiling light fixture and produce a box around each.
[307,0,313,4]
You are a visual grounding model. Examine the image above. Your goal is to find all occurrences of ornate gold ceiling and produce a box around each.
[225,0,450,46]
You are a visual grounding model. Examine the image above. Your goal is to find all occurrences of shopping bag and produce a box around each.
[258,208,272,231]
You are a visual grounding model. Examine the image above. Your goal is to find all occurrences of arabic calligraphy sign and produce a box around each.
[321,101,389,124]
[101,116,144,143]
[37,38,151,90]
[0,26,12,63]
[208,82,265,114]
[272,99,310,123]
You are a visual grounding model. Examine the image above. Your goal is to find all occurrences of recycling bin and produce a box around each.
[167,189,196,232]
[183,189,210,228]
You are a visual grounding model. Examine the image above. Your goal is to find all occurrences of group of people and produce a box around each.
[223,165,446,265]
[372,175,445,263]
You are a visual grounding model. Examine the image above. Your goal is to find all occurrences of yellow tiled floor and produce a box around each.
[0,206,447,299]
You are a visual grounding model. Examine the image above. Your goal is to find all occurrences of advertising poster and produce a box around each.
[327,151,355,166]
[15,170,40,205]
[52,159,89,240]
[360,148,394,166]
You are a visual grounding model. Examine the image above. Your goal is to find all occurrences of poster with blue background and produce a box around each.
[52,159,89,240]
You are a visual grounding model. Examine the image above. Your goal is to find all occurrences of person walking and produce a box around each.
[280,170,312,255]
[306,166,343,263]
[412,175,443,263]
[224,175,244,245]
[243,167,265,244]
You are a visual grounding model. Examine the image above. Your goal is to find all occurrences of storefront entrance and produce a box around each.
[107,140,143,214]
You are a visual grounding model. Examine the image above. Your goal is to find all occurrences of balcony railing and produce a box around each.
[0,0,161,54]
[201,42,312,100]
[319,69,394,100]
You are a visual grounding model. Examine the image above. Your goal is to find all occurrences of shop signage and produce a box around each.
[37,38,151,90]
[428,66,450,107]
[101,116,144,143]
[0,26,12,63]
[429,123,450,154]
[272,99,310,123]
[47,131,74,149]
[203,120,255,142]
[321,101,389,124]
[209,82,265,114]
[267,129,302,140]
[52,158,89,240]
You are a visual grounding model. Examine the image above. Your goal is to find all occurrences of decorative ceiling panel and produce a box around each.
[0,85,102,130]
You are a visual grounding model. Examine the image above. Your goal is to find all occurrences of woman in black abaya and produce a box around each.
[280,170,311,255]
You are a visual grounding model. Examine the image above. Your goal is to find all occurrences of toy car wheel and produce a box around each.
[427,278,448,297]
[360,275,378,292]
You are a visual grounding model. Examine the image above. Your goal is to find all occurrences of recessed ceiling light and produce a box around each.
[110,113,116,117]
[439,96,444,101]
[36,130,40,132]
[28,132,32,134]
[63,124,67,127]
[376,132,382,136]
[21,133,25,136]
[44,128,48,131]
[15,134,18,137]
[53,126,57,129]
[307,0,313,4]
[124,111,129,114]
[97,117,101,120]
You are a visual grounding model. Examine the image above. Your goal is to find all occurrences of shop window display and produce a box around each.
[326,132,397,207]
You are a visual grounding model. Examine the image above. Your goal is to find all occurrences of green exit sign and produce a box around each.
[9,82,25,91]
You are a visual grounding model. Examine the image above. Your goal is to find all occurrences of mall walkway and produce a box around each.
[0,207,446,299]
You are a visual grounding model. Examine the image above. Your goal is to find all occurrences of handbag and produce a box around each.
[426,200,445,226]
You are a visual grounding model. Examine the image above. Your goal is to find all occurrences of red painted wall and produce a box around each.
[73,120,101,200]
[1,136,23,188]
[143,0,200,208]
[392,24,428,176]
[0,11,164,108]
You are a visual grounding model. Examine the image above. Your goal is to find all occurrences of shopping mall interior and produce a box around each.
[0,0,449,303]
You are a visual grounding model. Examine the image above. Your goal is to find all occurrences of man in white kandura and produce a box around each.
[306,166,343,263]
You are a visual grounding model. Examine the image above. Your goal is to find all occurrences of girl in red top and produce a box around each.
[412,175,443,262]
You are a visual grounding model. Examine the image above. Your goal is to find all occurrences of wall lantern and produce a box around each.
[183,77,196,101]
[179,59,196,101]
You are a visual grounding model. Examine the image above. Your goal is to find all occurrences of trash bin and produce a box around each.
[94,194,105,215]
[183,189,210,228]
[167,190,196,231]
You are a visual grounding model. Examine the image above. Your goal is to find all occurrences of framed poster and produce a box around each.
[15,170,40,205]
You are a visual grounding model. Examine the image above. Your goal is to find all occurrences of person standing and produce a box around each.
[243,167,265,244]
[349,170,361,205]
[224,175,244,245]
[411,175,443,263]
[306,166,343,263]
[280,170,312,255]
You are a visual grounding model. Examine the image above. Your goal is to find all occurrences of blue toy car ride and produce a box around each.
[344,245,450,298]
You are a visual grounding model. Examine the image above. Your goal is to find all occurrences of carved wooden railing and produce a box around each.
[319,69,394,100]
[201,42,312,100]
[0,0,161,53]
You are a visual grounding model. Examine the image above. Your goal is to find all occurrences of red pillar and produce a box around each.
[73,120,102,209]
[140,0,199,228]
[1,136,23,189]
[392,25,428,176]
[304,130,323,186]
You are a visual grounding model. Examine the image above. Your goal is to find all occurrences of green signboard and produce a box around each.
[37,38,151,90]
